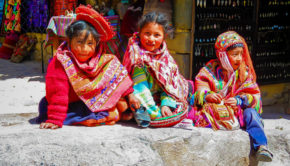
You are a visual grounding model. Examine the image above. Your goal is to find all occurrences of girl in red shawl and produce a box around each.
[193,31,273,162]
[123,11,194,128]
[37,5,134,129]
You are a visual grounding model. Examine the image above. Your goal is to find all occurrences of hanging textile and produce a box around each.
[103,15,122,59]
[22,0,49,32]
[50,0,78,17]
[3,0,21,32]
[0,0,4,28]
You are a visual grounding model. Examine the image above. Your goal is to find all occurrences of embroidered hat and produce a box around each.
[75,5,115,42]
[215,31,256,81]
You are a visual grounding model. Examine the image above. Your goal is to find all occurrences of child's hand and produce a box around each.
[205,93,222,104]
[128,93,140,111]
[161,106,173,117]
[224,97,237,107]
[40,122,59,129]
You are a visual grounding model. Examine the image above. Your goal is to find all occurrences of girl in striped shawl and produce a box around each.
[193,31,273,162]
[123,11,194,128]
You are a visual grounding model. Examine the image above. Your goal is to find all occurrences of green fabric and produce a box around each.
[132,66,177,119]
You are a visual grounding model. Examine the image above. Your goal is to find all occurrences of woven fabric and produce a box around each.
[194,59,262,128]
[123,33,189,103]
[21,0,49,32]
[150,106,188,128]
[38,98,120,127]
[0,0,4,28]
[50,0,77,17]
[44,15,75,48]
[55,42,133,113]
[3,0,21,32]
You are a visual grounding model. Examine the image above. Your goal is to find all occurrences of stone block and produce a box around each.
[166,32,191,53]
[1,113,290,166]
[173,0,193,30]
[171,53,190,79]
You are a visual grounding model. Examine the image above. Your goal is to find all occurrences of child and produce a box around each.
[123,11,194,127]
[37,5,134,129]
[193,31,273,162]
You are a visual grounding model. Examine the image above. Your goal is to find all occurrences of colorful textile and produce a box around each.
[38,97,120,127]
[42,44,133,127]
[56,42,133,113]
[123,33,191,127]
[215,31,256,82]
[10,34,37,63]
[22,0,49,32]
[0,0,4,28]
[102,15,123,59]
[132,66,177,119]
[44,15,75,48]
[194,31,262,128]
[50,0,77,17]
[3,0,21,32]
[123,33,189,103]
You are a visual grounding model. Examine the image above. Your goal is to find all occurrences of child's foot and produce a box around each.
[256,145,273,162]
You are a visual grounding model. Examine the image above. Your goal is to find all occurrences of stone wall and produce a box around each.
[260,83,290,114]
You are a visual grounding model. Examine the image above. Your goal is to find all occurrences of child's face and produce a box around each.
[227,47,243,70]
[139,22,164,52]
[70,30,97,62]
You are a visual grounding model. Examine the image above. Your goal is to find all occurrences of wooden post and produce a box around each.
[190,0,196,80]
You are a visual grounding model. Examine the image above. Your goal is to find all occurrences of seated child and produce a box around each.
[193,31,273,162]
[123,11,194,127]
[37,5,134,129]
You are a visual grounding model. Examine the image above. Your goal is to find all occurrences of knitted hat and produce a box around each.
[75,5,115,42]
[0,32,19,59]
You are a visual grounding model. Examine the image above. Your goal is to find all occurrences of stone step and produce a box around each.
[0,113,289,166]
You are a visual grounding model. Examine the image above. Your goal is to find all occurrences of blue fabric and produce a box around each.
[37,97,109,125]
[243,108,267,150]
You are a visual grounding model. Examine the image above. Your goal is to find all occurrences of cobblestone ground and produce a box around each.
[0,59,45,114]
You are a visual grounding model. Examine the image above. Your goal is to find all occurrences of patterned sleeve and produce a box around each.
[132,67,162,119]
[194,67,213,106]
[160,91,177,108]
[235,79,263,114]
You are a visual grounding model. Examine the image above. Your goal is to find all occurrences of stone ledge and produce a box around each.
[0,113,289,166]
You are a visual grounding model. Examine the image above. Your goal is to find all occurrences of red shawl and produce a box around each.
[123,33,188,103]
[56,42,133,112]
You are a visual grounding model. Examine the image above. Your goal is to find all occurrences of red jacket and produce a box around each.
[45,57,133,127]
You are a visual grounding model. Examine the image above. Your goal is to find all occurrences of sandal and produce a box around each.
[256,145,273,162]
[133,106,151,128]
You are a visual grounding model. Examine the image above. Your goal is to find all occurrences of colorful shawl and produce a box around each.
[56,42,133,112]
[194,31,262,128]
[123,33,189,103]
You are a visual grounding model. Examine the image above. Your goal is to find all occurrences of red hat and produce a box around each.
[0,32,19,59]
[75,5,115,42]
